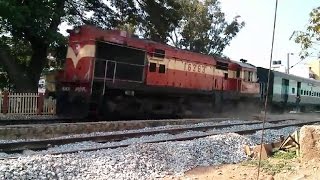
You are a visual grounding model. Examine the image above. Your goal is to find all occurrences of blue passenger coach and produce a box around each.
[257,67,320,112]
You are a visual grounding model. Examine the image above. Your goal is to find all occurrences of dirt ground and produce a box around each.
[163,153,320,180]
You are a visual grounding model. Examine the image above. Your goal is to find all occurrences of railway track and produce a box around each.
[0,113,293,126]
[49,119,319,155]
[0,118,304,154]
[0,116,235,126]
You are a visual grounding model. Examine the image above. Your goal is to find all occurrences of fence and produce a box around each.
[0,92,56,115]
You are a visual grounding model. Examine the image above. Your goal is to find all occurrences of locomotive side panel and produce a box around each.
[146,56,242,92]
[146,55,217,91]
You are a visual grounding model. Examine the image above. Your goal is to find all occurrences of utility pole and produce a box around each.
[287,53,293,74]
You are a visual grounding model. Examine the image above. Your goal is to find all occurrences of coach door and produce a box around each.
[297,82,301,96]
[281,78,289,103]
[236,68,241,92]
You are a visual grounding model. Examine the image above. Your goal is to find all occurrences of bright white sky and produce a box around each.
[220,0,319,73]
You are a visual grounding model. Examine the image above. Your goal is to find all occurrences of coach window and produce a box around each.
[309,91,312,96]
[159,64,166,73]
[236,69,240,78]
[149,63,156,72]
[304,90,306,95]
[301,90,303,95]
[292,88,295,94]
[248,71,252,81]
[244,71,248,81]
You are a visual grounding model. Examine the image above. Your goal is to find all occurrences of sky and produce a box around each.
[220,0,319,76]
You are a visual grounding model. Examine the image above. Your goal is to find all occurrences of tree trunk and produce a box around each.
[0,48,34,92]
[0,40,48,93]
[27,41,48,93]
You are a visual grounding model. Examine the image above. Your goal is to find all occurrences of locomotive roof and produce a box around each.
[230,60,256,70]
[70,25,241,66]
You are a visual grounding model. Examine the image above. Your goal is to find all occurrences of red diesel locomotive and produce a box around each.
[56,25,260,119]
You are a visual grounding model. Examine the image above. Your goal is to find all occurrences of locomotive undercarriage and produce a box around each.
[91,88,261,120]
[93,90,223,120]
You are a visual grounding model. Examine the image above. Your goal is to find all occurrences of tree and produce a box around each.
[112,0,182,43]
[0,0,183,92]
[137,0,182,43]
[169,0,245,56]
[0,0,120,92]
[294,6,320,59]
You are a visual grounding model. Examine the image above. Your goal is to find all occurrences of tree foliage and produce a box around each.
[0,0,71,91]
[0,0,244,92]
[294,6,320,59]
[169,0,245,55]
[111,0,182,43]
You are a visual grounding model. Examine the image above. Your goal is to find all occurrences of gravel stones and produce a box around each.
[0,133,251,180]
[0,119,302,179]
[246,126,299,144]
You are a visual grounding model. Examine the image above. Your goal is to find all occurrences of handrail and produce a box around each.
[93,58,145,85]
[95,58,145,67]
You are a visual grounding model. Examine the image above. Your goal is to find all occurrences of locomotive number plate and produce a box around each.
[184,62,206,73]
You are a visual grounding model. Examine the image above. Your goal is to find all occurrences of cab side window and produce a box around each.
[149,63,156,72]
[159,64,166,73]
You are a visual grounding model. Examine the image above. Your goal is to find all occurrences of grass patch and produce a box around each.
[272,150,297,160]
